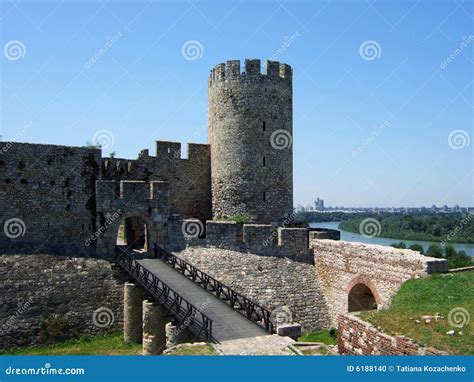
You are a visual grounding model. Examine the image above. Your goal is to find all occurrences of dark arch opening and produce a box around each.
[348,283,377,312]
[116,216,148,252]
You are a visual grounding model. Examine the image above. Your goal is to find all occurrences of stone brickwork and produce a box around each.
[176,220,312,263]
[95,180,170,256]
[102,142,211,222]
[0,254,125,349]
[338,313,447,355]
[208,59,293,223]
[174,246,331,332]
[0,143,101,255]
[310,239,448,324]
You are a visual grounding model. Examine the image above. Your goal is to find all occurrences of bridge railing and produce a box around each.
[156,245,275,333]
[114,246,214,342]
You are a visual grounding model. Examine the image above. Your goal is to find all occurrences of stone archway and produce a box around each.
[346,275,381,313]
[97,212,158,256]
[118,216,149,252]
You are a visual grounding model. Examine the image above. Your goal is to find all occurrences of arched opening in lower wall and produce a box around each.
[116,216,148,252]
[348,283,377,312]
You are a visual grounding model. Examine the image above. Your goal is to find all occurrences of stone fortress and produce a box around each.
[0,59,448,353]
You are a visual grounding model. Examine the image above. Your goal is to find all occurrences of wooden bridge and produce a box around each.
[114,246,271,343]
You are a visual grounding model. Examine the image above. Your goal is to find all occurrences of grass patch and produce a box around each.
[165,344,216,355]
[0,333,142,355]
[298,329,337,345]
[301,347,330,355]
[215,214,252,224]
[359,271,474,355]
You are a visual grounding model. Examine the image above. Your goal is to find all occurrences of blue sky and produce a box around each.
[1,0,472,208]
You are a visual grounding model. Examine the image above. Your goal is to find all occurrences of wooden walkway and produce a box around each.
[137,259,267,342]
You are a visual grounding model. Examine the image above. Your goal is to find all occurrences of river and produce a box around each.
[309,222,474,257]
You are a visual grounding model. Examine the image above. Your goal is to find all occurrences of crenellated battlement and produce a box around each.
[175,220,312,263]
[209,59,292,86]
[96,180,169,202]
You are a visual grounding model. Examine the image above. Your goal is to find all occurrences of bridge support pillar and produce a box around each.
[166,322,193,348]
[124,282,144,343]
[142,300,166,355]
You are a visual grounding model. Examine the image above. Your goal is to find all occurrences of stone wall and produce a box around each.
[102,141,211,222]
[311,239,448,324]
[174,246,331,332]
[95,180,171,256]
[208,59,293,223]
[175,220,313,263]
[0,254,125,349]
[338,313,447,355]
[0,143,101,255]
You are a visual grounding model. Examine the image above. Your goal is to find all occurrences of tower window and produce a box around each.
[262,121,266,131]
[263,156,266,167]
[263,191,266,202]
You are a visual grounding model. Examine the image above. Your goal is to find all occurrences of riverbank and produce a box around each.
[309,222,474,257]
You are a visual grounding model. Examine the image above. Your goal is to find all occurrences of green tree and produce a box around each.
[444,244,457,258]
[391,242,406,249]
[447,250,472,269]
[409,244,424,254]
[426,244,443,258]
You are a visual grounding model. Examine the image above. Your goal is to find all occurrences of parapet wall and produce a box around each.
[175,220,312,263]
[311,239,448,324]
[338,313,447,355]
[0,142,101,255]
[209,59,292,86]
[102,141,211,222]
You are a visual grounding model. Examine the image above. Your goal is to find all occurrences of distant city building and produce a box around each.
[314,198,324,211]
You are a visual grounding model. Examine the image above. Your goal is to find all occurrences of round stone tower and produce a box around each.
[208,59,293,223]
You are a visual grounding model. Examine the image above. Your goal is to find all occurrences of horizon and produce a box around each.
[1,0,472,208]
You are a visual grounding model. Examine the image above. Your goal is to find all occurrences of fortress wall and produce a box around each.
[337,313,447,355]
[101,141,211,222]
[311,239,448,324]
[95,180,171,255]
[0,254,125,349]
[174,247,331,332]
[173,220,313,263]
[0,143,101,255]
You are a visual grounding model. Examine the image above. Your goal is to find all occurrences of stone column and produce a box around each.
[123,282,144,343]
[165,321,193,348]
[142,300,166,355]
